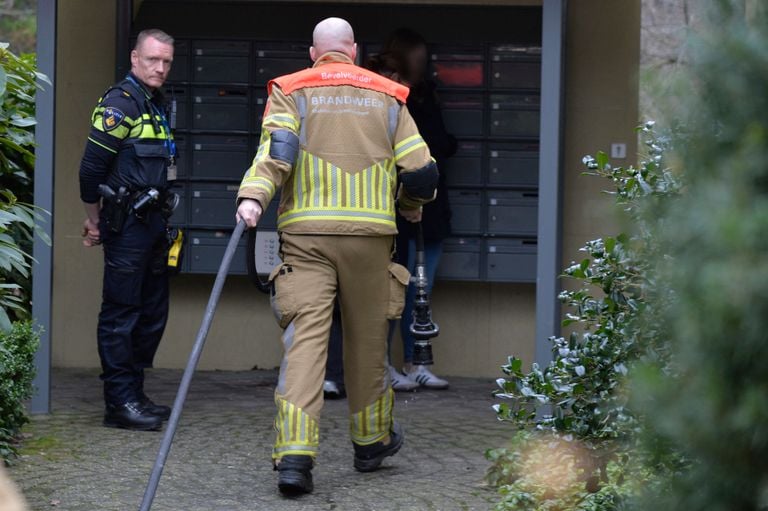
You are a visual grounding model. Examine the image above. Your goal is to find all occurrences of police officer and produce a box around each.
[236,18,437,495]
[79,29,177,431]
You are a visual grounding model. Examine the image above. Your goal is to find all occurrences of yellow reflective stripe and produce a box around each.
[92,107,139,127]
[241,183,274,196]
[273,398,319,459]
[277,211,396,229]
[277,215,396,229]
[263,114,299,131]
[395,141,428,162]
[249,139,271,173]
[394,134,422,151]
[343,173,350,208]
[317,155,325,207]
[92,117,130,139]
[87,136,117,154]
[282,153,398,227]
[349,388,394,445]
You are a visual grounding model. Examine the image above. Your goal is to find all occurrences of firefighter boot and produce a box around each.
[276,455,314,496]
[353,421,404,472]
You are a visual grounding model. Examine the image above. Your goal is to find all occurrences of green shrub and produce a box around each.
[486,124,683,510]
[634,3,768,510]
[0,42,50,329]
[0,43,51,463]
[0,320,39,462]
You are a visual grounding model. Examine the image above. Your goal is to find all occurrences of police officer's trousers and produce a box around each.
[269,233,410,461]
[97,210,169,405]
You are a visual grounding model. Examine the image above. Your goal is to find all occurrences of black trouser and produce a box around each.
[324,301,344,385]
[97,209,169,405]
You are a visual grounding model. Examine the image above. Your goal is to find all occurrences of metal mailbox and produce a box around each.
[172,133,189,179]
[165,85,189,130]
[441,93,484,137]
[167,40,190,83]
[490,45,542,90]
[193,40,250,83]
[192,86,249,132]
[168,182,187,226]
[429,47,485,88]
[448,189,484,234]
[253,91,268,131]
[488,143,539,187]
[191,135,251,181]
[487,190,538,236]
[189,182,240,228]
[486,238,537,282]
[444,140,483,187]
[436,237,483,281]
[254,43,310,84]
[187,229,247,274]
[489,94,540,138]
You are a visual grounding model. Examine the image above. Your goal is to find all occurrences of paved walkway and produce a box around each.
[11,368,510,510]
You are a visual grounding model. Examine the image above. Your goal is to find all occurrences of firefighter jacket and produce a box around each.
[237,52,438,236]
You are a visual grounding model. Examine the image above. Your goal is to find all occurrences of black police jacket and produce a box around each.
[79,73,174,203]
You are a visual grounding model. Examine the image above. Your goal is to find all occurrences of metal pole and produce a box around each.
[139,221,246,511]
[30,0,57,414]
[534,0,567,369]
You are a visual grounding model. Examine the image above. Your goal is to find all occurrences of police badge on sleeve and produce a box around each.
[103,107,125,131]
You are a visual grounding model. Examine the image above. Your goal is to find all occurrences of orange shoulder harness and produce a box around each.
[269,62,410,103]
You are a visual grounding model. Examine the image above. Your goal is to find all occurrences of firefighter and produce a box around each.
[236,17,437,495]
[79,29,177,431]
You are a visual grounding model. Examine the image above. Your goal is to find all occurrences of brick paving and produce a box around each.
[10,368,510,511]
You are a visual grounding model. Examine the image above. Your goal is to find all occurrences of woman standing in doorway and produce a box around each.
[383,29,457,391]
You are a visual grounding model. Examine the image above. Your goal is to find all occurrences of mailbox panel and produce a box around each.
[489,94,540,138]
[486,238,537,282]
[193,40,250,83]
[487,190,538,236]
[192,86,249,131]
[441,93,484,137]
[436,237,483,281]
[191,135,250,181]
[444,140,483,187]
[429,47,485,88]
[188,229,247,274]
[488,143,539,187]
[448,189,484,234]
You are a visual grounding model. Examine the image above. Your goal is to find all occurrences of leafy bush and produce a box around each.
[0,43,50,463]
[487,124,683,510]
[0,43,49,328]
[0,320,39,462]
[634,3,768,510]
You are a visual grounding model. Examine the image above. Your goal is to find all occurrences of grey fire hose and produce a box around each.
[410,222,440,365]
[138,220,247,511]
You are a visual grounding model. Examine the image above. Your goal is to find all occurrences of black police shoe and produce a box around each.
[353,421,404,472]
[139,396,171,421]
[103,401,163,431]
[276,455,314,496]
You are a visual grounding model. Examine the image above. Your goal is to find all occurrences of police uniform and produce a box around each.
[79,73,176,430]
[237,52,437,491]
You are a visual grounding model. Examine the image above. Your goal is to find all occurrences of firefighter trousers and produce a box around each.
[268,233,411,461]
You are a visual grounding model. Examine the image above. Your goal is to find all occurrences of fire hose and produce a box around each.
[138,220,246,511]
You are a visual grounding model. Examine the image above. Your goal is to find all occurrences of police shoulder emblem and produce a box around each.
[103,107,125,131]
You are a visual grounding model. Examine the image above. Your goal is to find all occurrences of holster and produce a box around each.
[103,198,129,234]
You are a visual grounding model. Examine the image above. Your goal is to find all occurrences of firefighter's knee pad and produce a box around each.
[269,130,299,166]
[401,160,439,199]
